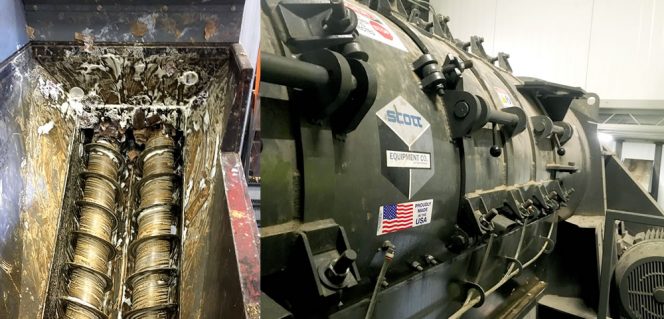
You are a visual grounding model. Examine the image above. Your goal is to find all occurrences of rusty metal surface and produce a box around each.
[1,42,259,318]
[222,43,254,153]
[0,47,77,318]
[220,152,260,319]
[177,43,257,318]
[179,59,232,318]
[23,2,244,43]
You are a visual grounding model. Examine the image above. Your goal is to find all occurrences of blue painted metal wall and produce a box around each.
[0,0,28,63]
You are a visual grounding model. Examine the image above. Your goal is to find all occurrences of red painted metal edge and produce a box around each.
[221,152,260,319]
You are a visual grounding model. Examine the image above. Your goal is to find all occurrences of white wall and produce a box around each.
[0,0,28,62]
[432,0,664,100]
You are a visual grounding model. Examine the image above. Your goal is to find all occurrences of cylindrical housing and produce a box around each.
[261,53,331,89]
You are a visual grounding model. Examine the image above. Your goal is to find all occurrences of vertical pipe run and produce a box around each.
[62,138,122,319]
[615,139,624,160]
[651,143,662,200]
[125,130,180,318]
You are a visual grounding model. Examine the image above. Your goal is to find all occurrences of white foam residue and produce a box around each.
[138,13,159,39]
[184,180,193,206]
[37,120,55,135]
[198,178,206,190]
[133,61,146,81]
[143,149,168,162]
[102,53,125,79]
[79,62,108,74]
[37,78,64,101]
[203,110,210,127]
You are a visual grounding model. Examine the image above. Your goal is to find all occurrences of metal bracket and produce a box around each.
[497,52,512,72]
[470,36,490,60]
[275,0,364,54]
[517,78,586,122]
[432,14,453,40]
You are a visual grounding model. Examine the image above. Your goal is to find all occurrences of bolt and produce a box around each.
[524,199,534,208]
[654,288,664,303]
[425,255,438,265]
[533,119,546,133]
[411,261,424,271]
[436,84,445,96]
[332,249,357,274]
[557,147,566,156]
[381,280,389,287]
[486,208,498,221]
[454,101,470,118]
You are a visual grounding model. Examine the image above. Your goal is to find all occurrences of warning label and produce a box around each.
[345,1,408,52]
[494,87,516,108]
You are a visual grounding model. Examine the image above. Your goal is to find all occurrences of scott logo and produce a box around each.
[386,110,423,128]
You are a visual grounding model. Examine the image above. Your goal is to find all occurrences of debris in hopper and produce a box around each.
[74,31,95,52]
[179,71,199,86]
[37,120,55,135]
[25,26,35,40]
[69,87,85,98]
[184,181,193,206]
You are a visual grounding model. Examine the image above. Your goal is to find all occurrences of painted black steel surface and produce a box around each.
[259,0,603,317]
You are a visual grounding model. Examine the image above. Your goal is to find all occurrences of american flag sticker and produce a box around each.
[377,199,434,235]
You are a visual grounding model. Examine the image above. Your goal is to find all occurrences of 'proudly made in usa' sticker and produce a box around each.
[377,199,433,235]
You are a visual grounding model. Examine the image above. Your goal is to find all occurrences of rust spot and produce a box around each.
[131,20,148,37]
[246,302,260,319]
[204,20,217,41]
[133,109,146,130]
[25,25,35,40]
[230,210,244,219]
[159,16,180,39]
[127,149,140,162]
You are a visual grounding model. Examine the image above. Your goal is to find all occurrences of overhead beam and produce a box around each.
[598,124,664,142]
